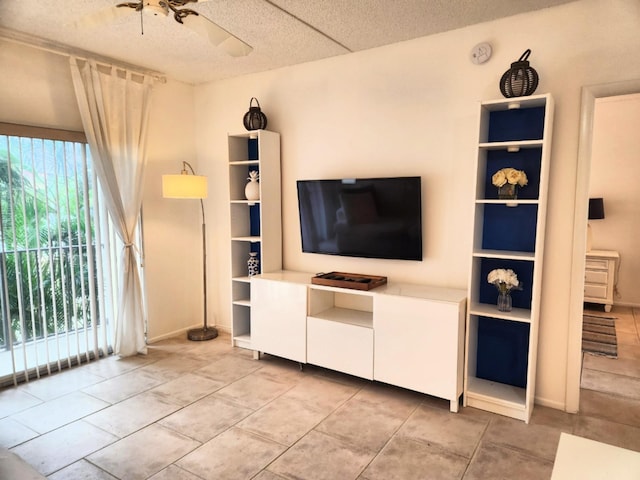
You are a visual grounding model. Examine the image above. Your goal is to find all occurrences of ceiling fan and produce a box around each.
[72,0,252,57]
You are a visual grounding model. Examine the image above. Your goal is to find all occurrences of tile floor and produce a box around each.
[578,305,640,451]
[0,319,638,480]
[581,306,640,400]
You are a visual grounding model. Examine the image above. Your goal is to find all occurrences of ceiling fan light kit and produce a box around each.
[77,0,253,57]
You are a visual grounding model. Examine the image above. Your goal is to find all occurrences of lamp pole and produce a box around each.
[181,161,217,341]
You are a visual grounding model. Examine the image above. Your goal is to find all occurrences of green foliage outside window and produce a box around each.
[0,136,99,349]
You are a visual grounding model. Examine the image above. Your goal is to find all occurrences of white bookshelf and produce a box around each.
[228,130,281,348]
[463,94,554,422]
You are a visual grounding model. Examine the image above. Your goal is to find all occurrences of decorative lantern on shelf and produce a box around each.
[499,49,539,98]
[243,97,268,131]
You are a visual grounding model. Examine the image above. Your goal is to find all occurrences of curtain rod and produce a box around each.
[0,26,167,83]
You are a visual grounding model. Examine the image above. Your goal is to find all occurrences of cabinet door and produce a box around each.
[307,317,373,380]
[374,295,464,400]
[251,278,307,362]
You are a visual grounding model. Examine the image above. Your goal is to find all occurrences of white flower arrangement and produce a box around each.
[492,168,528,188]
[487,268,521,293]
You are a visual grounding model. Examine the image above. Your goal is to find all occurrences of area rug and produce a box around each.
[582,315,618,358]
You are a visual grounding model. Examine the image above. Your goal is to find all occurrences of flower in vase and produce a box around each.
[492,168,528,188]
[492,169,507,187]
[487,268,521,293]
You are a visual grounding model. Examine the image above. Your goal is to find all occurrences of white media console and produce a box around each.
[250,271,467,412]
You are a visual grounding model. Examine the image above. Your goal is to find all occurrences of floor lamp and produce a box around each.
[162,161,218,341]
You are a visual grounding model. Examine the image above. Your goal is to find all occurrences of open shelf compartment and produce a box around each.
[465,376,527,421]
[308,287,374,328]
[228,134,259,162]
[465,314,530,406]
[470,257,535,311]
[229,163,260,202]
[476,203,539,253]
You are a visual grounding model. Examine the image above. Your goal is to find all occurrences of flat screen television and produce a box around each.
[296,177,422,261]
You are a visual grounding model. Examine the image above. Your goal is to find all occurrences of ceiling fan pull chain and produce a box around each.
[140,5,144,35]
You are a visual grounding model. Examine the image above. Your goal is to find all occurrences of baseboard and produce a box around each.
[612,301,640,309]
[147,326,195,344]
[534,395,568,413]
[147,324,231,344]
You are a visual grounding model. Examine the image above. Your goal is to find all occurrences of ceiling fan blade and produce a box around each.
[69,4,137,29]
[182,14,252,57]
[218,35,254,57]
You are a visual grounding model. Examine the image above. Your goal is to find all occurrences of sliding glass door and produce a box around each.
[0,125,122,386]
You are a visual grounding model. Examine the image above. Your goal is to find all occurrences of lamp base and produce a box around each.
[187,327,218,341]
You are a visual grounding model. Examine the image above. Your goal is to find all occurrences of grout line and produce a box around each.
[350,394,424,477]
[6,335,640,478]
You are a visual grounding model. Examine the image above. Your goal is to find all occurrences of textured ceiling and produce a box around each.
[0,0,576,85]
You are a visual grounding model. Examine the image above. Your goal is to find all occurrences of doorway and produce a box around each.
[580,93,640,399]
[567,80,640,411]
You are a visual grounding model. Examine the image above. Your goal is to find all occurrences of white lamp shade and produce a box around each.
[162,174,208,199]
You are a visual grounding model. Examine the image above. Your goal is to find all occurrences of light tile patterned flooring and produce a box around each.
[0,320,638,480]
[581,306,640,399]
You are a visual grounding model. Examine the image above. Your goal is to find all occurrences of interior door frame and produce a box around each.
[566,78,640,412]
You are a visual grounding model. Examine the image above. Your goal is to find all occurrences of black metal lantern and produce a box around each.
[243,97,268,131]
[499,49,539,98]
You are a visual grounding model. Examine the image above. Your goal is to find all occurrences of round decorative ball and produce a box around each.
[243,97,268,131]
[499,49,539,98]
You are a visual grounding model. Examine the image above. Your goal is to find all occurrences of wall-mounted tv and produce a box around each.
[296,177,422,261]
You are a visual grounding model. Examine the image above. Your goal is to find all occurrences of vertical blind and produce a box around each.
[0,124,120,386]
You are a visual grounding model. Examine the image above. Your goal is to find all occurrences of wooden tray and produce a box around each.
[311,272,387,291]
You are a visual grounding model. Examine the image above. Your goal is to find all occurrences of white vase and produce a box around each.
[245,178,260,201]
[247,252,260,277]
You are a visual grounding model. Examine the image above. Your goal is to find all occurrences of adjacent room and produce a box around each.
[1,0,639,478]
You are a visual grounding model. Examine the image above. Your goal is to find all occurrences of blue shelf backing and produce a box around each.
[247,137,260,273]
[477,258,534,309]
[484,148,541,200]
[249,203,260,236]
[487,107,545,142]
[482,204,538,252]
[476,316,530,388]
[248,138,259,160]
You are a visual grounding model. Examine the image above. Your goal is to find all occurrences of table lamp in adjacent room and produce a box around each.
[162,162,218,341]
[586,197,605,252]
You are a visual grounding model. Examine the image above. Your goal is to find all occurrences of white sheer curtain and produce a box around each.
[69,58,153,356]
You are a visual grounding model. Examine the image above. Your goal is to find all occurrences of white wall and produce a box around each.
[0,39,203,343]
[143,79,202,341]
[0,41,83,131]
[589,93,640,306]
[194,0,640,411]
